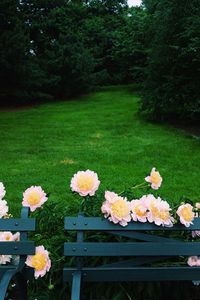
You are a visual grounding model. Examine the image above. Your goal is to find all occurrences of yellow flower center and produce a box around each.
[150,172,161,184]
[150,203,160,217]
[27,191,41,206]
[76,175,94,191]
[159,210,169,221]
[31,253,46,271]
[111,199,129,219]
[181,207,193,222]
[134,205,146,217]
[5,235,11,241]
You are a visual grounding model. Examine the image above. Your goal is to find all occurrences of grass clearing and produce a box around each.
[0,86,199,215]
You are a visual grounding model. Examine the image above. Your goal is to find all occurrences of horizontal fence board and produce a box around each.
[0,241,35,255]
[0,218,35,231]
[64,242,200,257]
[64,217,200,231]
[63,266,200,282]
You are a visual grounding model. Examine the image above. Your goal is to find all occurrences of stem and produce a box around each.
[80,198,85,213]
[131,182,148,190]
[119,182,149,195]
[135,185,149,190]
[118,190,125,195]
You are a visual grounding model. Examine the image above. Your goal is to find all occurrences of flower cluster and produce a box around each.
[135,194,174,227]
[0,182,51,279]
[0,231,20,265]
[70,168,200,278]
[70,168,197,228]
[101,193,175,227]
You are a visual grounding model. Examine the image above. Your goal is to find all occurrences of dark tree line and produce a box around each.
[0,0,146,103]
[1,0,200,121]
[142,0,200,122]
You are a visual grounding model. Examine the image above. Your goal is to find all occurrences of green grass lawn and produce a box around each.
[0,86,199,215]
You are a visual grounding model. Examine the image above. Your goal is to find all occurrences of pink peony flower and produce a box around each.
[13,232,20,241]
[0,231,20,242]
[177,203,194,227]
[70,170,100,197]
[0,182,6,200]
[0,231,14,241]
[195,203,200,209]
[0,255,12,265]
[104,191,119,204]
[145,194,174,227]
[0,199,9,218]
[156,200,174,227]
[25,245,51,279]
[187,256,200,267]
[192,231,200,238]
[145,167,162,190]
[101,191,131,227]
[22,186,48,212]
[130,196,148,223]
[101,191,121,218]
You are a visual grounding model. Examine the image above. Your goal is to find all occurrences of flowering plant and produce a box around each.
[70,167,199,228]
[70,168,200,277]
[0,182,51,279]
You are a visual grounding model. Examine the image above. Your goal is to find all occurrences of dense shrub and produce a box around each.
[0,0,147,104]
[141,0,200,122]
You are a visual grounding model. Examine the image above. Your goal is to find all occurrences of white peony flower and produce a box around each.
[0,255,12,265]
[0,199,9,218]
[0,182,6,200]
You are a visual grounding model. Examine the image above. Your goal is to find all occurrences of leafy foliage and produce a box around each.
[1,0,200,122]
[0,0,147,103]
[141,0,200,122]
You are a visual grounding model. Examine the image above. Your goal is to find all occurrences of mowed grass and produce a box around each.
[0,86,199,215]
